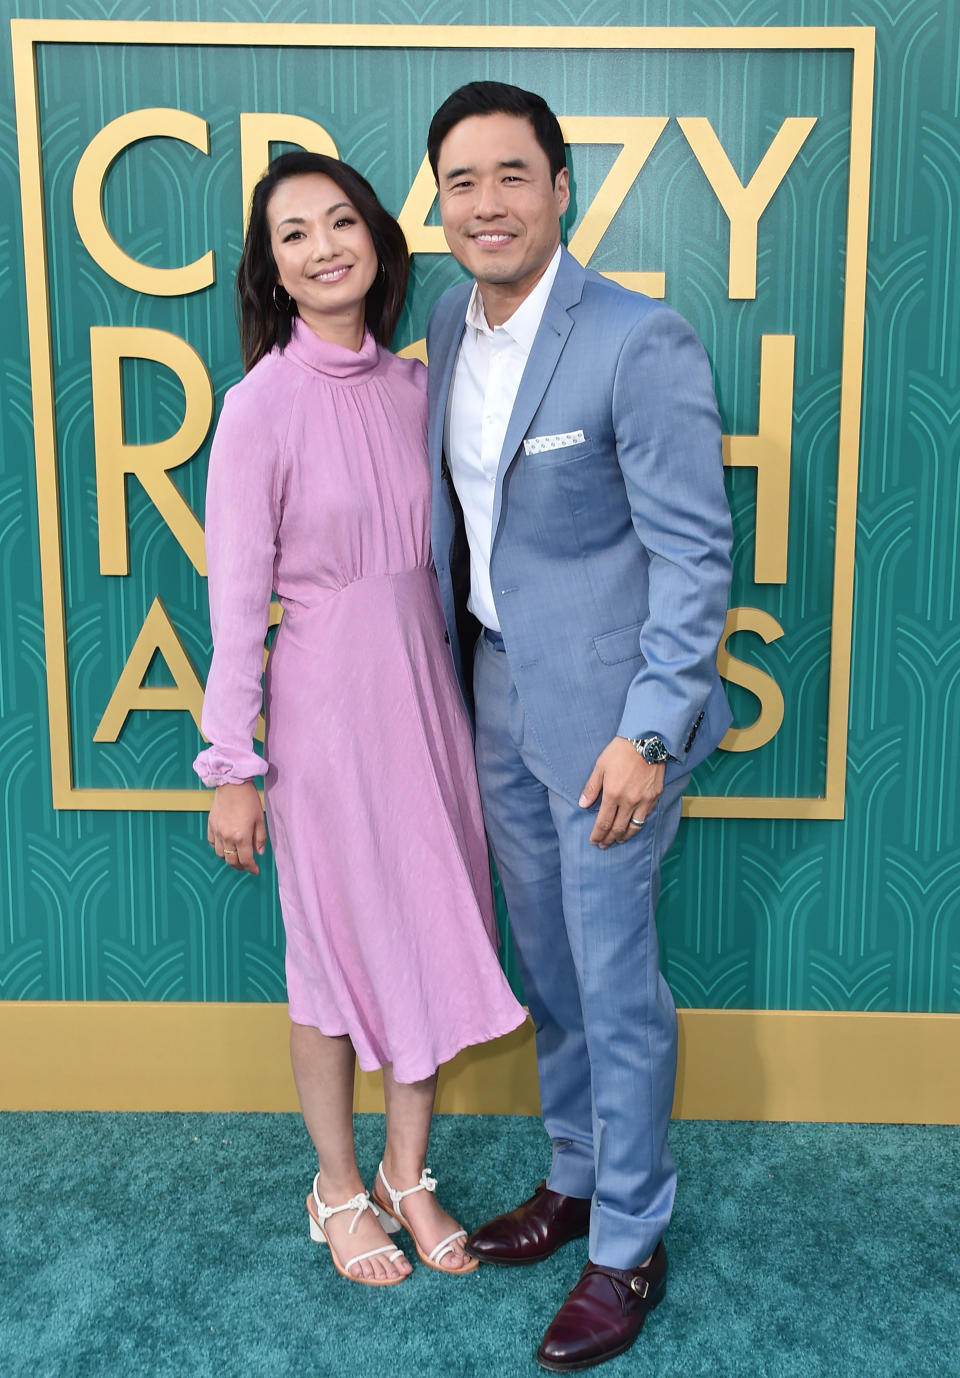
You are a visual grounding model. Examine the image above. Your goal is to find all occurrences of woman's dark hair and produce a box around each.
[427,81,567,183]
[237,151,410,373]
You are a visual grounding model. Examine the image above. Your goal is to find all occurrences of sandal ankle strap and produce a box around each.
[311,1180,375,1235]
[377,1162,438,1218]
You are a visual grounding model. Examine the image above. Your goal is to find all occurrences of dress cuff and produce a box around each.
[193,745,268,788]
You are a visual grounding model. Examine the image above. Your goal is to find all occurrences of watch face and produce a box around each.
[643,737,669,764]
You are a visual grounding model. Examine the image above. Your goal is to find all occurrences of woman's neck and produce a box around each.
[298,304,366,352]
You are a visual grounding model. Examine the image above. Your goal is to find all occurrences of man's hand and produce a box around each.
[579,737,665,848]
[208,781,268,874]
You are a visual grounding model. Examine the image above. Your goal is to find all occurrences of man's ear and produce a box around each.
[555,166,571,217]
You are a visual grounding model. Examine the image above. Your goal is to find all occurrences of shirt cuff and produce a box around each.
[193,745,268,788]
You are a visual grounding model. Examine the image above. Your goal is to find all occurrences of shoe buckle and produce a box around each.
[630,1276,650,1298]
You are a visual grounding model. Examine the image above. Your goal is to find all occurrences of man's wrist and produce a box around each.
[620,734,671,765]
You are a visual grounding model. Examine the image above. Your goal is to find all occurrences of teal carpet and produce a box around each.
[2,1114,957,1377]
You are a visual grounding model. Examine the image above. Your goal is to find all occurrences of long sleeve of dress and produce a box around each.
[193,376,284,786]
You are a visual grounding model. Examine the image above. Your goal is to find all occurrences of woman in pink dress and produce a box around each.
[194,152,525,1286]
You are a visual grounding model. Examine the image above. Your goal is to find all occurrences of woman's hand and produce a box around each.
[208,781,268,874]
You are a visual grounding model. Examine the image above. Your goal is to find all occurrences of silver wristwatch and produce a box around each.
[623,734,670,765]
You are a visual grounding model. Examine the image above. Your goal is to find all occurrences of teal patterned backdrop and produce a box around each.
[1,0,957,1013]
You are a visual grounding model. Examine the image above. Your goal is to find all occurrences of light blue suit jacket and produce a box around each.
[428,247,733,804]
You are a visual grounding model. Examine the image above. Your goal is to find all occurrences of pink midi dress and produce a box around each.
[194,317,526,1081]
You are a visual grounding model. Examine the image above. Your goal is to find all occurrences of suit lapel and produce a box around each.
[428,286,471,485]
[491,248,586,539]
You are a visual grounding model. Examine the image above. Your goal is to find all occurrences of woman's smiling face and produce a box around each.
[267,172,378,340]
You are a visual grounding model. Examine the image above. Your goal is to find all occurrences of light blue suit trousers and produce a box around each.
[474,634,689,1267]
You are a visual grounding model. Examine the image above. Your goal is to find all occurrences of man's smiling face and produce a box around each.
[436,111,570,323]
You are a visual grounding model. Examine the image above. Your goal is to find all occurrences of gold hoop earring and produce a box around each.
[273,282,292,312]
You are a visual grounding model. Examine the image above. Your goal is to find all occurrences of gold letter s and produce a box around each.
[717,607,786,752]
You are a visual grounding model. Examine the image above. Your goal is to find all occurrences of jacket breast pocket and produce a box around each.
[522,437,594,469]
[593,622,646,666]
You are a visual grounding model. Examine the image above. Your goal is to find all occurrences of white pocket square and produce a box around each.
[523,430,586,455]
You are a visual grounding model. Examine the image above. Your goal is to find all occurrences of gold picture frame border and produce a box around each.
[11,21,875,820]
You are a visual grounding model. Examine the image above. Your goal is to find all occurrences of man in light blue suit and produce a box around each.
[426,83,732,1371]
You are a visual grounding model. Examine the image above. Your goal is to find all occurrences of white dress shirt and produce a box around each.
[443,245,563,631]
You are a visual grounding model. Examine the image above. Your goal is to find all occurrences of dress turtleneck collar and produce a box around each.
[284,315,381,381]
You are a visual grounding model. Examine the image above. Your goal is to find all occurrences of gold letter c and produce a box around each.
[73,108,214,296]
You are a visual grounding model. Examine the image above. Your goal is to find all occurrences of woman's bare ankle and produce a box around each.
[380,1151,426,1187]
[312,1167,366,1203]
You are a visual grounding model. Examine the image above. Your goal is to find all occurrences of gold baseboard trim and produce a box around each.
[3,1003,959,1122]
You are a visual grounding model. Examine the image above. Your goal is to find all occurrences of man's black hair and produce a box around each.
[427,81,567,182]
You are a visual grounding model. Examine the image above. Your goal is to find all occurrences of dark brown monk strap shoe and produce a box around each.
[464,1180,592,1265]
[535,1240,667,1371]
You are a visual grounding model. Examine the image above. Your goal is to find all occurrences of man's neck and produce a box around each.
[476,244,561,328]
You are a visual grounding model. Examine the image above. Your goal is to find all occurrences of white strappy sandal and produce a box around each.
[371,1162,478,1275]
[306,1178,408,1287]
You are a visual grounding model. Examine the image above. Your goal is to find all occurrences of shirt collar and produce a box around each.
[464,244,563,350]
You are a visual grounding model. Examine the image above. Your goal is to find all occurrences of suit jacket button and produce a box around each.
[443,631,450,643]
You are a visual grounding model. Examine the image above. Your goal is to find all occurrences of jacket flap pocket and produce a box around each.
[593,623,645,665]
